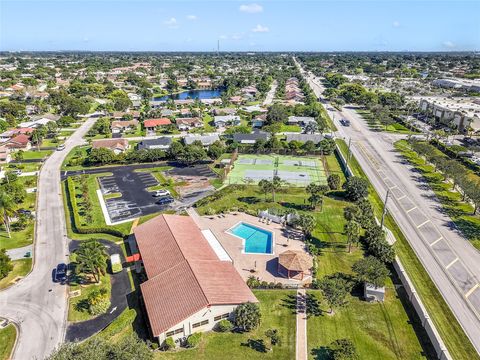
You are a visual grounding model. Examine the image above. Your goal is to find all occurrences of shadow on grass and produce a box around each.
[311,346,333,360]
[241,338,267,353]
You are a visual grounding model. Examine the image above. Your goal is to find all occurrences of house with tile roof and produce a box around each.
[134,214,257,344]
[91,138,129,154]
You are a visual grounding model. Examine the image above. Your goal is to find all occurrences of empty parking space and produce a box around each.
[383,177,396,189]
[397,196,416,211]
[447,261,478,294]
[99,169,162,223]
[390,186,405,200]
[431,239,458,268]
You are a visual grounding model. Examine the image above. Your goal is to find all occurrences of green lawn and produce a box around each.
[356,110,417,134]
[62,173,133,240]
[21,149,53,160]
[336,138,480,360]
[62,145,90,170]
[134,167,179,197]
[0,259,32,290]
[202,114,216,132]
[308,284,432,360]
[395,140,480,250]
[279,124,302,132]
[5,162,41,173]
[68,273,112,322]
[40,138,64,148]
[0,193,36,250]
[0,324,16,360]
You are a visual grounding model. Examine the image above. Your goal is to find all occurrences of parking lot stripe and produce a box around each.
[406,206,417,213]
[416,219,430,228]
[466,284,480,298]
[430,237,443,247]
[397,194,406,200]
[445,258,459,269]
[389,185,398,190]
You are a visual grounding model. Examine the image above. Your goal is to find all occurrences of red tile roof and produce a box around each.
[144,118,171,127]
[92,138,129,151]
[6,134,30,148]
[136,214,257,336]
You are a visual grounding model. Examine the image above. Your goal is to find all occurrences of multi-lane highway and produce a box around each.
[0,117,97,359]
[295,59,480,354]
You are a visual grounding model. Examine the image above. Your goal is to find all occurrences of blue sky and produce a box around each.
[1,1,479,51]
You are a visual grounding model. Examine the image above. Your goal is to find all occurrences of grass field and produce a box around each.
[336,139,479,360]
[356,109,417,134]
[0,192,36,250]
[227,154,327,187]
[0,259,32,290]
[0,324,16,360]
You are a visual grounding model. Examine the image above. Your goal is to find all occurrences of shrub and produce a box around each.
[343,177,369,202]
[216,319,233,332]
[234,302,261,331]
[87,288,110,315]
[186,332,202,348]
[163,337,175,350]
[327,174,341,190]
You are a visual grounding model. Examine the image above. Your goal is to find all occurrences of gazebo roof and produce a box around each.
[278,250,313,272]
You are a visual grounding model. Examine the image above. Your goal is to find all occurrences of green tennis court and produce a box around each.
[227,154,327,187]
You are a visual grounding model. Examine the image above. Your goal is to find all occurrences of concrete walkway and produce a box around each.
[6,245,33,260]
[296,288,307,360]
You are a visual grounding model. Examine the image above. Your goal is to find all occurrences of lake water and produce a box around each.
[155,89,224,101]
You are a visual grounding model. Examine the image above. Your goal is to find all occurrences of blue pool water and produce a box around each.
[229,223,273,254]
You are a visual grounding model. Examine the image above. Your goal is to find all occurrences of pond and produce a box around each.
[154,88,224,101]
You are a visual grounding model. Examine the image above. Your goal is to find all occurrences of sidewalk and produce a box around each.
[296,288,307,360]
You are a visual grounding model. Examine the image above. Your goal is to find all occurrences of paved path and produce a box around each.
[263,80,277,106]
[6,245,33,260]
[296,59,480,354]
[296,288,307,360]
[0,117,97,360]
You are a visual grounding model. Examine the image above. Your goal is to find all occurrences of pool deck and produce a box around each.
[189,210,313,285]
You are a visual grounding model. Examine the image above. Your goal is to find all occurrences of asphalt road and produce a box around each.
[0,117,97,359]
[296,61,480,353]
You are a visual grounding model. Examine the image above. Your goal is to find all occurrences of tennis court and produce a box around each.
[227,154,327,186]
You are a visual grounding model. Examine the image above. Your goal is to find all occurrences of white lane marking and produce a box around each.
[406,206,417,213]
[417,220,430,228]
[465,284,480,298]
[430,237,443,247]
[445,258,459,269]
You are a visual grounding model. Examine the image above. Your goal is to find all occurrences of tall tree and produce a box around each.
[344,220,360,253]
[234,302,261,332]
[352,256,389,287]
[75,240,108,283]
[0,192,15,238]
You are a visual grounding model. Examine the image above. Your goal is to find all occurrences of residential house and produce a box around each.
[5,134,32,150]
[213,107,237,116]
[144,118,172,133]
[229,96,243,105]
[138,137,172,150]
[160,109,174,117]
[184,134,220,146]
[128,93,142,108]
[0,146,11,164]
[176,117,203,131]
[252,114,266,128]
[0,128,34,141]
[213,115,241,128]
[111,120,139,134]
[287,116,316,127]
[135,214,257,344]
[18,114,60,128]
[233,130,270,144]
[112,111,140,120]
[285,133,323,144]
[92,138,129,155]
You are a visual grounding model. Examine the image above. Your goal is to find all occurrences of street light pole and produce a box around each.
[346,138,352,168]
[381,189,390,229]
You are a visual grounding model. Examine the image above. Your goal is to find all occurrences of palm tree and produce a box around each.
[297,214,316,239]
[271,176,284,202]
[344,220,360,253]
[0,192,16,238]
[308,193,323,210]
[75,240,108,283]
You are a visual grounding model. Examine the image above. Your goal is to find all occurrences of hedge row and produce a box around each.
[66,177,124,238]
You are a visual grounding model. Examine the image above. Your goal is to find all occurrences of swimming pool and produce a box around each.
[228,222,273,254]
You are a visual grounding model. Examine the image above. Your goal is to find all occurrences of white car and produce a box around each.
[153,189,170,197]
[57,144,66,151]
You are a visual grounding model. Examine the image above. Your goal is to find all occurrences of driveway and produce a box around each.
[297,60,480,353]
[65,240,131,341]
[0,117,97,360]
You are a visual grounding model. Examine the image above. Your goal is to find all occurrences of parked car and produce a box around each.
[54,263,67,283]
[57,144,66,151]
[340,119,350,126]
[156,196,174,205]
[153,189,170,197]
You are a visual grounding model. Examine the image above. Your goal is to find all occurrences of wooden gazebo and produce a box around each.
[277,250,313,280]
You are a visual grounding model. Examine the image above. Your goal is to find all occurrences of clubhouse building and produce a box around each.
[134,214,257,344]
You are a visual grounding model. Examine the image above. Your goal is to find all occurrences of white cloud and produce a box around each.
[239,3,263,13]
[252,24,269,33]
[83,37,89,42]
[231,34,243,40]
[443,40,455,48]
[219,35,228,40]
[187,15,197,20]
[164,17,178,29]
[392,21,400,28]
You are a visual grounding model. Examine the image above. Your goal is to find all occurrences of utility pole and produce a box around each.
[381,189,390,229]
[346,138,352,168]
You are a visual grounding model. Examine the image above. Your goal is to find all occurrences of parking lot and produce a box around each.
[98,168,167,223]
